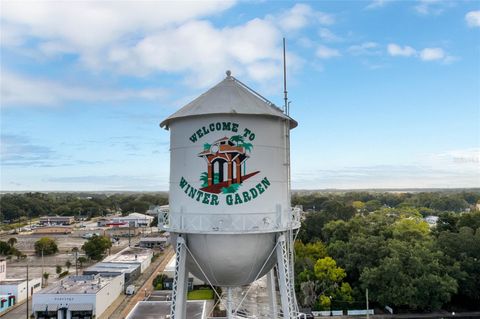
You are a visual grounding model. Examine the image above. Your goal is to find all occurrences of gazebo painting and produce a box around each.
[198,135,259,194]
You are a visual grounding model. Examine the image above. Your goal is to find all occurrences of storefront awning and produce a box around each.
[69,303,93,311]
[33,304,58,312]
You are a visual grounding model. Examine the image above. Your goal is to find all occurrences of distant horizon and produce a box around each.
[2,187,479,194]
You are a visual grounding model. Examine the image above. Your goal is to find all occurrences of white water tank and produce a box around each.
[160,72,298,286]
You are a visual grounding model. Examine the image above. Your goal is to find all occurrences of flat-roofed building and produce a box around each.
[83,262,140,285]
[39,216,75,226]
[32,274,124,319]
[0,277,42,304]
[0,260,5,281]
[110,213,153,228]
[126,300,211,319]
[103,247,153,273]
[138,237,169,249]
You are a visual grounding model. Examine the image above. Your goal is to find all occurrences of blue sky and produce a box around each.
[1,0,479,191]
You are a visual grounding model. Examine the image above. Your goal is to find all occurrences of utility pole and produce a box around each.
[366,288,369,319]
[41,248,44,287]
[26,263,29,319]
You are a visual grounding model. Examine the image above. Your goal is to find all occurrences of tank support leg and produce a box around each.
[227,287,233,319]
[170,236,188,319]
[267,268,278,318]
[276,233,297,319]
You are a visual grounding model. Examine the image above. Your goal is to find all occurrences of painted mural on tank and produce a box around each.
[177,121,272,206]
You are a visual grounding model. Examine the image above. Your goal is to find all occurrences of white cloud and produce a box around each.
[414,0,454,15]
[348,42,380,55]
[387,43,417,57]
[318,28,342,42]
[365,0,391,10]
[419,47,445,61]
[1,71,167,107]
[465,11,480,27]
[316,45,340,59]
[1,2,329,89]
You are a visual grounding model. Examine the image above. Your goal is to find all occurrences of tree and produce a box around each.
[43,272,50,287]
[65,260,72,270]
[77,256,87,268]
[81,235,112,260]
[360,240,457,311]
[7,237,17,248]
[56,265,62,275]
[34,237,58,256]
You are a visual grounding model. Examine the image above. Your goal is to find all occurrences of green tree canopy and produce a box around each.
[81,235,112,260]
[34,237,58,256]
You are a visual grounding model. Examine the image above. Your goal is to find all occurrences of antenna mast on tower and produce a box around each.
[283,38,289,115]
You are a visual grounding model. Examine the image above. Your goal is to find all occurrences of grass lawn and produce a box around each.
[187,289,214,300]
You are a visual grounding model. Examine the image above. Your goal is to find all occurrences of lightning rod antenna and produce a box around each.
[283,37,289,115]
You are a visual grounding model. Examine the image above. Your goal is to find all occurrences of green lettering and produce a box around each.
[250,187,258,199]
[185,184,190,194]
[242,191,251,203]
[226,194,233,205]
[261,177,271,189]
[189,134,198,143]
[179,177,188,189]
[209,123,215,131]
[202,126,209,135]
[202,193,211,204]
[256,183,265,194]
[234,193,243,205]
[232,123,239,132]
[215,122,222,130]
[243,128,251,137]
[195,190,204,202]
[222,122,231,131]
[210,194,219,206]
[196,129,204,138]
[188,187,197,199]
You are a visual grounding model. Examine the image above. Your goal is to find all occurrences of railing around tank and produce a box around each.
[160,207,301,234]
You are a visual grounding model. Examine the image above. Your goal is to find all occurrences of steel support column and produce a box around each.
[170,236,188,319]
[267,267,278,318]
[276,233,296,319]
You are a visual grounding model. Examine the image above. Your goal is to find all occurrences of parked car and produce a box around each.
[125,285,136,295]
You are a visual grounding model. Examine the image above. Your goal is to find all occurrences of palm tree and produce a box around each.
[7,237,17,248]
[229,135,244,146]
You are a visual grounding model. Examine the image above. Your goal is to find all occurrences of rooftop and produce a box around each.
[84,262,139,274]
[160,72,297,129]
[103,247,152,264]
[37,275,116,295]
[126,300,207,319]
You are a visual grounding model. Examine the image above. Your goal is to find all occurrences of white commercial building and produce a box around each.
[0,277,42,303]
[110,213,154,228]
[32,274,124,319]
[103,247,153,273]
[0,259,6,281]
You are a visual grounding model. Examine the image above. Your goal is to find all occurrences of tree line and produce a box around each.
[293,191,480,312]
[0,192,168,222]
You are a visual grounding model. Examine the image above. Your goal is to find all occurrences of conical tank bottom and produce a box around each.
[172,233,277,287]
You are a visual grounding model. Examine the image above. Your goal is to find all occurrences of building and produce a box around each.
[39,216,75,226]
[0,259,5,281]
[138,237,169,249]
[163,254,204,286]
[0,278,42,304]
[83,262,140,285]
[110,213,154,228]
[1,293,16,313]
[103,247,153,273]
[126,300,211,319]
[145,205,169,216]
[32,274,124,319]
[33,226,72,234]
[424,215,439,227]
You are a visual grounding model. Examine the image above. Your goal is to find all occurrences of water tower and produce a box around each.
[160,71,300,319]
